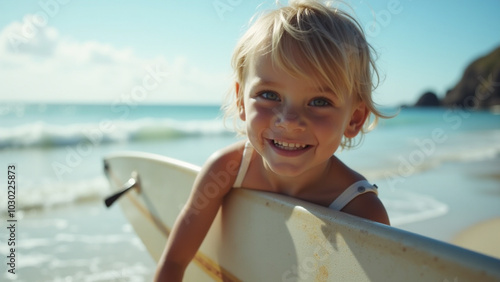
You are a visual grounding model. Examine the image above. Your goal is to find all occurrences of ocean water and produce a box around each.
[1,103,500,281]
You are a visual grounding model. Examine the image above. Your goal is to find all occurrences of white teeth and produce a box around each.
[273,140,307,150]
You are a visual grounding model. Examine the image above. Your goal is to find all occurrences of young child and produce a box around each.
[155,0,390,280]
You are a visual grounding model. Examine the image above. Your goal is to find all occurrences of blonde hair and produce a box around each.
[223,0,390,149]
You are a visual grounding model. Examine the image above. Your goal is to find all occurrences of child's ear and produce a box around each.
[235,82,246,121]
[344,101,369,138]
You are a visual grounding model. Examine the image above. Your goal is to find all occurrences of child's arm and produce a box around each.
[154,143,242,282]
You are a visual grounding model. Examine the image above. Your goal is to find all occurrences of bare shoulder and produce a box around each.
[194,140,246,194]
[342,190,390,225]
[205,140,246,167]
[330,156,390,225]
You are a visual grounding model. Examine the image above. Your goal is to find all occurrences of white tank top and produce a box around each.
[232,141,378,211]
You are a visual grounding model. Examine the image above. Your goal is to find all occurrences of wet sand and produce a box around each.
[452,217,500,259]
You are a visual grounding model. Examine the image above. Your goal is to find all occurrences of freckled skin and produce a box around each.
[239,54,356,180]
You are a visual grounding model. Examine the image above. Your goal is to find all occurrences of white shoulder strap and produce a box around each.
[233,141,253,188]
[329,180,378,211]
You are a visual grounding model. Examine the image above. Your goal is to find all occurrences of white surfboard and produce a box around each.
[103,151,500,281]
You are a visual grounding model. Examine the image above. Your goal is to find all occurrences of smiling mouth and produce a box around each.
[272,140,309,151]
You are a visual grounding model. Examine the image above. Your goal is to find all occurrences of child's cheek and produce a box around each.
[246,103,279,135]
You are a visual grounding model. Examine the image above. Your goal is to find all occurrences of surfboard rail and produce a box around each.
[103,151,500,281]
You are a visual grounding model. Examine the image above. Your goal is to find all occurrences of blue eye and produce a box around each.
[260,91,280,101]
[309,98,330,107]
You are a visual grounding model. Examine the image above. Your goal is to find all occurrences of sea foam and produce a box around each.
[0,118,230,149]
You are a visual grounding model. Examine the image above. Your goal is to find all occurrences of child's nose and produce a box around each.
[273,107,306,132]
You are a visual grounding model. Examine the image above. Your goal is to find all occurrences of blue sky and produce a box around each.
[1,0,499,106]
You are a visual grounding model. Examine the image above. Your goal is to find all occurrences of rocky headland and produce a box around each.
[413,45,500,110]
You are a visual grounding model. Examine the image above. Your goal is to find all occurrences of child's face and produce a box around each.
[237,54,367,177]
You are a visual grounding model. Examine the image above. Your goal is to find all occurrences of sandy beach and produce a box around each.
[452,217,500,259]
[388,155,500,261]
[448,159,500,259]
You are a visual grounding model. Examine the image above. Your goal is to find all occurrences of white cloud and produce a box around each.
[0,15,230,104]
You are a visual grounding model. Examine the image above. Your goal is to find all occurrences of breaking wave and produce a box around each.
[0,118,231,149]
